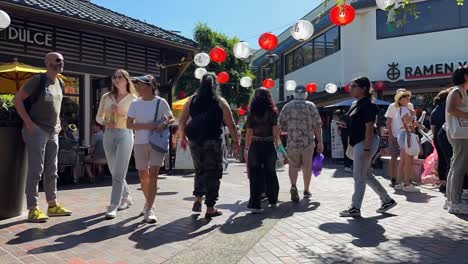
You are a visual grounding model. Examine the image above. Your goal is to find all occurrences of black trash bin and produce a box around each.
[0,126,27,219]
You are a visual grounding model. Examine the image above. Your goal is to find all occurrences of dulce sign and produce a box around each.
[0,26,53,47]
[387,61,468,82]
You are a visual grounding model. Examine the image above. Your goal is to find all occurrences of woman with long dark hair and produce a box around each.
[340,77,397,217]
[96,69,138,219]
[245,88,280,213]
[179,73,240,218]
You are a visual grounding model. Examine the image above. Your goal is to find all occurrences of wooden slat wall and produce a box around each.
[0,18,162,74]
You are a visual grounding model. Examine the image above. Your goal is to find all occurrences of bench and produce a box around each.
[381,156,424,182]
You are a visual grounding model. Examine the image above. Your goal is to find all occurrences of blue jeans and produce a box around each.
[351,135,391,209]
[103,129,134,207]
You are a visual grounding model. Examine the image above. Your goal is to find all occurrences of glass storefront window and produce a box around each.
[61,75,80,141]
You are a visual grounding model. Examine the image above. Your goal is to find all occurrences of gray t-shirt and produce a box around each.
[23,74,63,133]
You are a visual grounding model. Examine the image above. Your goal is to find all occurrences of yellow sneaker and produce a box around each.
[28,208,49,223]
[47,204,72,217]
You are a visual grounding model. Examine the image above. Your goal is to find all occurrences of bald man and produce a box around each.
[14,52,72,222]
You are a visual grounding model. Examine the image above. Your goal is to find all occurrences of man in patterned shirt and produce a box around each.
[279,85,323,202]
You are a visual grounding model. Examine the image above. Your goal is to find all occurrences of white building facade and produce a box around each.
[253,0,468,107]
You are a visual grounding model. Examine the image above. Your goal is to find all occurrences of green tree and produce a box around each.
[175,23,254,108]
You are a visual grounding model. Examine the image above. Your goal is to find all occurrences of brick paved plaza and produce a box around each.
[1,162,467,264]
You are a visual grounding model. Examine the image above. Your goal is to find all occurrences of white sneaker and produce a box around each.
[118,196,133,211]
[448,203,468,215]
[394,183,405,190]
[344,167,352,173]
[105,206,117,219]
[444,200,451,210]
[144,209,158,223]
[403,185,420,193]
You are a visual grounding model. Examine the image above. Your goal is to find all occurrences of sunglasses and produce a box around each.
[112,75,125,80]
[55,58,64,63]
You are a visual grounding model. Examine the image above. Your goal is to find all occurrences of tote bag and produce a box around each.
[447,87,468,139]
[149,99,170,153]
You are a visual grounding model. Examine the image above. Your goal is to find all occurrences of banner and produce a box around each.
[331,120,344,159]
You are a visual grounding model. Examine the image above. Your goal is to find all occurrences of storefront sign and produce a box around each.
[0,26,53,47]
[387,61,468,81]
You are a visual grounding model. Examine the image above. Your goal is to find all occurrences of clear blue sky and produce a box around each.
[92,0,322,47]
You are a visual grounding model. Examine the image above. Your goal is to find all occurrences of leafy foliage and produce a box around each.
[175,23,254,107]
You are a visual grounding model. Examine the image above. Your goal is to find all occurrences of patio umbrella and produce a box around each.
[0,59,71,94]
[325,98,391,108]
[172,96,190,118]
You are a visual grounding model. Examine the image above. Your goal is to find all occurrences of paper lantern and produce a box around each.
[330,4,356,26]
[240,76,253,88]
[210,46,227,63]
[291,20,314,41]
[193,52,210,67]
[178,91,187,99]
[376,0,396,10]
[0,10,10,30]
[258,32,279,51]
[285,80,297,91]
[263,79,275,89]
[238,108,247,116]
[374,81,386,91]
[233,42,251,59]
[217,72,230,84]
[325,83,338,94]
[194,67,207,80]
[344,83,351,93]
[306,83,318,93]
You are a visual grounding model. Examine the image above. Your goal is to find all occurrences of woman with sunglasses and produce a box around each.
[340,77,397,217]
[96,69,138,219]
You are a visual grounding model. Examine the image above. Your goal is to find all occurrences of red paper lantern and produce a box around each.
[374,81,386,91]
[263,79,275,89]
[306,83,318,93]
[210,46,227,63]
[178,91,187,99]
[238,108,247,116]
[258,32,279,51]
[330,4,356,26]
[217,72,230,84]
[344,83,351,93]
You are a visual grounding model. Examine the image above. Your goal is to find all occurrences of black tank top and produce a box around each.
[189,95,223,141]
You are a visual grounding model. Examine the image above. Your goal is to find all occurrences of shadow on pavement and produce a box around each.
[393,190,437,203]
[156,192,178,196]
[219,199,320,235]
[6,213,104,245]
[332,169,353,178]
[129,215,218,250]
[319,214,396,248]
[27,215,141,254]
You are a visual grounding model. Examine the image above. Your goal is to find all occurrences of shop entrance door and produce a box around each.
[91,77,112,120]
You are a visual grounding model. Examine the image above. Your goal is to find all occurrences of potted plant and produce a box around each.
[0,94,28,219]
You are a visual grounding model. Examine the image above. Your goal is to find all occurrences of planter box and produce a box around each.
[0,126,27,219]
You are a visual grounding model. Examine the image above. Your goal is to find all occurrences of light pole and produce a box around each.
[0,10,11,31]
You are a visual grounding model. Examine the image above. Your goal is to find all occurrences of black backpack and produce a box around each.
[24,73,65,113]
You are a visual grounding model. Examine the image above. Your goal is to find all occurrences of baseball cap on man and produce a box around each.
[294,85,307,94]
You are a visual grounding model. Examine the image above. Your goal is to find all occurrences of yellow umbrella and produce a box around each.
[0,59,72,94]
[172,97,190,118]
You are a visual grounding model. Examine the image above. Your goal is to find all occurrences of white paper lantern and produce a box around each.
[325,83,338,94]
[194,68,207,80]
[376,0,396,10]
[194,52,210,67]
[240,76,253,88]
[0,10,11,30]
[290,20,314,41]
[285,80,297,91]
[233,42,251,59]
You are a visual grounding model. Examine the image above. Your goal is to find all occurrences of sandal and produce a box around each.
[192,201,202,213]
[205,210,223,218]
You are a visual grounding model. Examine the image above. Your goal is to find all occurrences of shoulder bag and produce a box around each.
[149,99,170,153]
